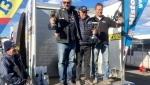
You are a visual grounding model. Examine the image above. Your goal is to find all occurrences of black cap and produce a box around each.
[79,6,89,12]
[4,41,16,51]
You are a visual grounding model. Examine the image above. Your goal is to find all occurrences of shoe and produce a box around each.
[68,81,75,85]
[103,79,111,85]
[85,80,93,85]
[72,75,76,83]
[59,82,64,85]
[93,78,97,84]
[76,81,81,85]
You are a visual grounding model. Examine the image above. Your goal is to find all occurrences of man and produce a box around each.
[0,41,31,85]
[91,3,123,84]
[49,0,80,85]
[75,6,96,85]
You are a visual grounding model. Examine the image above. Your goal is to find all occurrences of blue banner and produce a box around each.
[123,0,148,51]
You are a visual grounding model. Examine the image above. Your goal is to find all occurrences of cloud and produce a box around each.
[8,21,18,26]
[137,21,150,29]
[47,0,80,4]
[142,21,150,27]
[102,0,118,6]
[134,32,140,35]
[72,0,81,2]
[36,0,44,2]
[17,8,25,14]
[47,0,61,4]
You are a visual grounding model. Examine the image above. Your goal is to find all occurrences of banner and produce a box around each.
[0,0,23,34]
[123,0,148,53]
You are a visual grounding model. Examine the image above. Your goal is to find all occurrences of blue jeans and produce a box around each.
[57,41,76,82]
[92,43,109,80]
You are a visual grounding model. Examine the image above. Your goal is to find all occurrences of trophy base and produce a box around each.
[89,38,98,43]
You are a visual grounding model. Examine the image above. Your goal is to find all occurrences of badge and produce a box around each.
[102,20,106,23]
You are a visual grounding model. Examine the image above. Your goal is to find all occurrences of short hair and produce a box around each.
[95,3,103,9]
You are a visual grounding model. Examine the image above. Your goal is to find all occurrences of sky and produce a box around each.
[0,0,150,38]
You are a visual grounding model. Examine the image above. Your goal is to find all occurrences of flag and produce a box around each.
[16,12,27,69]
[10,27,14,41]
[123,0,148,55]
[10,32,14,41]
[0,0,23,34]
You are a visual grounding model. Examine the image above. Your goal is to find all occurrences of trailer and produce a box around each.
[126,35,150,69]
[24,0,135,84]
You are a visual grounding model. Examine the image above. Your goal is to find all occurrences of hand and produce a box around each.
[118,17,123,23]
[25,77,31,84]
[54,33,58,37]
[50,17,56,24]
[123,50,127,56]
[27,77,31,81]
[92,30,97,35]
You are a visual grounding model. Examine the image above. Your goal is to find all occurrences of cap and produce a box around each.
[4,41,16,51]
[79,6,89,12]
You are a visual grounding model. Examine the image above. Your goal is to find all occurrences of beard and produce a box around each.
[13,49,18,55]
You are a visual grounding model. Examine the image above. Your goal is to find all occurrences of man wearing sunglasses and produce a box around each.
[0,41,31,85]
[75,6,96,85]
[49,0,81,85]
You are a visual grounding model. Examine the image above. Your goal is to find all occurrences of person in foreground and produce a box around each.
[0,41,31,85]
[91,3,123,85]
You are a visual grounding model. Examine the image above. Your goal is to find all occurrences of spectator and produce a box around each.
[0,41,31,85]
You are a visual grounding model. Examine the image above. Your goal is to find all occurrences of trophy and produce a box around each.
[49,10,60,30]
[49,10,57,29]
[90,22,99,43]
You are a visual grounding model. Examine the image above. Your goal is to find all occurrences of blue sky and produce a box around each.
[1,0,150,38]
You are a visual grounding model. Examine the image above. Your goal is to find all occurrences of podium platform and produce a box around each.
[112,81,135,85]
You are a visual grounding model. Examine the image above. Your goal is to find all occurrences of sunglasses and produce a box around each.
[82,11,87,13]
[63,1,70,4]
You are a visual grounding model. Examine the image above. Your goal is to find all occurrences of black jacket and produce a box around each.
[91,15,116,44]
[0,52,29,85]
[48,6,81,43]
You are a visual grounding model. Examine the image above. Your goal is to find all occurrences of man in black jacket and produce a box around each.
[91,3,123,85]
[75,6,96,85]
[0,41,31,85]
[49,0,80,85]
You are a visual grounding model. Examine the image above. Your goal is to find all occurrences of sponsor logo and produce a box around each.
[102,20,106,23]
[109,33,121,40]
[129,0,136,26]
[139,0,143,8]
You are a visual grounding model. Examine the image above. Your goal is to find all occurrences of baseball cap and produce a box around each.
[79,6,89,12]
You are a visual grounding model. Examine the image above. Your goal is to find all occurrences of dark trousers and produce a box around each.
[76,45,91,80]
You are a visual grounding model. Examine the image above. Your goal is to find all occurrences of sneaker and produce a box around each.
[85,80,93,85]
[76,81,81,85]
[67,81,75,85]
[103,79,111,85]
[59,82,64,85]
[93,78,97,84]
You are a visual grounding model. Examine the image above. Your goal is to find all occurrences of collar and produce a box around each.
[80,16,90,21]
[95,15,105,20]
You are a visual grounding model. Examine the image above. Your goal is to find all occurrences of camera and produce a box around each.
[89,22,99,43]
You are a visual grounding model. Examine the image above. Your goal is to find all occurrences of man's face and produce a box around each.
[95,5,103,17]
[62,0,71,9]
[7,46,17,56]
[79,11,87,19]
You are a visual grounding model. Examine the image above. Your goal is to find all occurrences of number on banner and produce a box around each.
[0,0,13,15]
